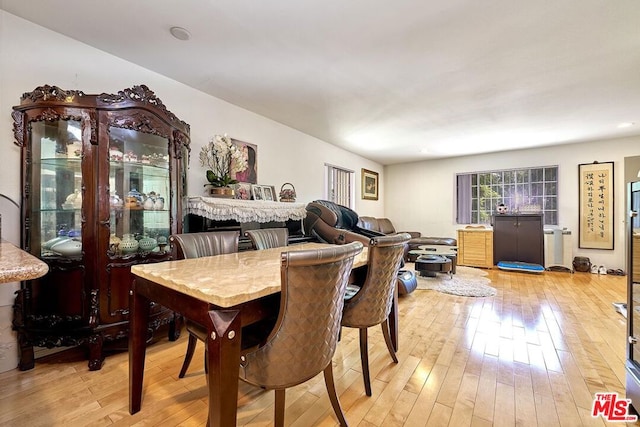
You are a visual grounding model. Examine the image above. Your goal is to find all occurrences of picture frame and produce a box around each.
[230,139,258,184]
[251,184,264,200]
[578,161,614,249]
[361,168,379,200]
[262,185,276,201]
[233,182,252,200]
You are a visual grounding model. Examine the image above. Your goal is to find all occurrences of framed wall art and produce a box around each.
[230,139,258,184]
[361,168,379,200]
[578,161,614,249]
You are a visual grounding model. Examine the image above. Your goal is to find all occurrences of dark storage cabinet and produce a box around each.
[492,214,544,265]
[11,85,190,370]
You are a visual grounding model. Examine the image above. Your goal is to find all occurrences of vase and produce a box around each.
[139,236,157,252]
[121,234,139,254]
[153,196,164,210]
[206,185,235,198]
[109,233,122,254]
[143,196,155,210]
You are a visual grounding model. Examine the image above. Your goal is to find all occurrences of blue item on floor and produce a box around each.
[497,261,545,273]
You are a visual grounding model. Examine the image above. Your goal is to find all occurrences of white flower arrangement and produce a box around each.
[199,134,248,187]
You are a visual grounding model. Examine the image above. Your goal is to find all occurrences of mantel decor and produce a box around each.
[579,161,614,249]
[361,168,379,200]
[251,184,276,201]
[279,183,297,202]
[199,134,257,197]
[187,196,306,223]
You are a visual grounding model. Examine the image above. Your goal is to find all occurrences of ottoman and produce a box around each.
[415,254,452,278]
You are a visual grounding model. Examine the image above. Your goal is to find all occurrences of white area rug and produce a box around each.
[410,264,497,297]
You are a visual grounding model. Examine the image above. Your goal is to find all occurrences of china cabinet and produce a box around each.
[11,85,190,370]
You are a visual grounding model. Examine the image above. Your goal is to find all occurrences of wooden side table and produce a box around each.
[457,227,493,269]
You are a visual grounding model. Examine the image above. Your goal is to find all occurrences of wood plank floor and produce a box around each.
[0,268,637,426]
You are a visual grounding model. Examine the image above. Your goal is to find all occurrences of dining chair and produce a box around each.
[244,227,289,250]
[341,232,411,396]
[239,241,363,427]
[169,231,240,378]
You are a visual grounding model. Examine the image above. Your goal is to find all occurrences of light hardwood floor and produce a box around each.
[0,268,637,426]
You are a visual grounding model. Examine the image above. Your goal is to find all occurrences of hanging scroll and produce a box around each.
[579,161,614,249]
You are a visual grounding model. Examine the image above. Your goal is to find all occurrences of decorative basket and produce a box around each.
[279,183,296,202]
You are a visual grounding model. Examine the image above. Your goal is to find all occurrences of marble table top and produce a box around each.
[131,242,368,308]
[0,240,49,284]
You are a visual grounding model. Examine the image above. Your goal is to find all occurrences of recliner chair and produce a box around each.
[303,200,417,295]
[303,200,374,245]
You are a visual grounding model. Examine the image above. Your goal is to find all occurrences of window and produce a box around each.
[456,166,558,225]
[325,164,354,208]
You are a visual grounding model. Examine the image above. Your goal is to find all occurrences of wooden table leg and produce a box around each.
[129,281,150,414]
[206,309,242,427]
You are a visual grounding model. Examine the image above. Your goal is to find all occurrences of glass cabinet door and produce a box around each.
[108,127,170,255]
[630,182,640,360]
[33,119,84,259]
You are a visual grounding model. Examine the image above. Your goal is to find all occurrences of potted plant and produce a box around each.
[199,134,248,197]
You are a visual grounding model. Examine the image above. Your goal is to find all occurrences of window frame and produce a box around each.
[325,163,355,208]
[456,165,559,226]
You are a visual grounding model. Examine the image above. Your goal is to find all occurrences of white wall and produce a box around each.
[385,135,640,271]
[0,11,386,371]
[0,11,385,219]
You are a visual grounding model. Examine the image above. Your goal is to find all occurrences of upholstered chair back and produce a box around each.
[169,230,241,379]
[170,231,239,259]
[245,228,289,250]
[341,233,410,328]
[240,241,363,389]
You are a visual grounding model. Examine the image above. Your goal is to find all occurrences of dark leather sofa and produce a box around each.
[357,216,457,259]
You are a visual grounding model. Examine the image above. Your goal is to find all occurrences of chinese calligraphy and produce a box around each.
[580,162,613,249]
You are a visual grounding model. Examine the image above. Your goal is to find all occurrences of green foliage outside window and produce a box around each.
[457,166,558,226]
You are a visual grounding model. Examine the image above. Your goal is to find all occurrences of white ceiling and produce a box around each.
[2,0,639,165]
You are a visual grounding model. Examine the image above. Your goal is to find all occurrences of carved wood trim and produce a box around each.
[20,85,86,102]
[108,110,169,138]
[11,111,25,147]
[97,84,190,131]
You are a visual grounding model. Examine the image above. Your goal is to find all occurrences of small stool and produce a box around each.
[414,254,452,278]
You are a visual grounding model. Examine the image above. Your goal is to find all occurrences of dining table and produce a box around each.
[0,240,49,284]
[129,241,397,427]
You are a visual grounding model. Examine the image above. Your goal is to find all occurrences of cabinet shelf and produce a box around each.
[109,160,169,174]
